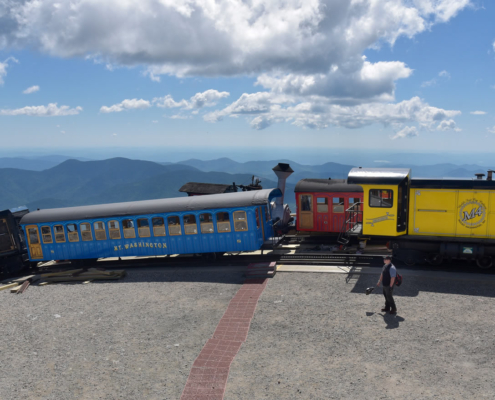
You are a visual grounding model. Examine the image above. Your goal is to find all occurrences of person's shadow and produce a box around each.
[366,312,405,329]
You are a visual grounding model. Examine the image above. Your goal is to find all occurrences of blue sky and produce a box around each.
[0,0,494,157]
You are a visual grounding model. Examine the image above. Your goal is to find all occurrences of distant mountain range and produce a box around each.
[1,155,494,214]
[0,158,295,212]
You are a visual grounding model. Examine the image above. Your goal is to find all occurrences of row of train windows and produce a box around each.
[300,195,361,214]
[36,210,257,244]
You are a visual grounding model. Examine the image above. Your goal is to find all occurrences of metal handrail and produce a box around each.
[337,202,363,245]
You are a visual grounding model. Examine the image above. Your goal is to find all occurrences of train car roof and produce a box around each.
[20,188,282,224]
[295,179,362,193]
[347,168,411,185]
[411,177,495,189]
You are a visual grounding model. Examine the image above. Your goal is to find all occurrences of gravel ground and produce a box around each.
[0,269,244,400]
[225,272,495,400]
[2,268,495,400]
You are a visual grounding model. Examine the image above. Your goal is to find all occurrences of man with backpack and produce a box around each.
[377,255,397,315]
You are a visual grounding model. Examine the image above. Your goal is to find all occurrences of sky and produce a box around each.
[0,0,494,158]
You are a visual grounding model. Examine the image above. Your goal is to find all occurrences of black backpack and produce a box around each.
[395,272,403,287]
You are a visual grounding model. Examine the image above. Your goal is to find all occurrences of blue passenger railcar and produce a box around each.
[20,189,281,262]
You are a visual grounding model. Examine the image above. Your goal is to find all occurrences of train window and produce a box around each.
[28,227,40,244]
[80,223,93,241]
[41,226,53,244]
[167,216,182,236]
[199,213,214,234]
[317,197,329,213]
[54,225,66,243]
[333,198,345,213]
[216,212,231,232]
[369,189,393,208]
[301,195,312,212]
[94,221,107,240]
[183,214,198,235]
[122,219,136,239]
[265,205,270,221]
[138,218,151,237]
[108,220,121,240]
[233,211,248,231]
[152,217,166,237]
[255,208,260,229]
[67,223,80,242]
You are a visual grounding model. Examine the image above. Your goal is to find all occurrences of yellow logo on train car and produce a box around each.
[458,199,486,228]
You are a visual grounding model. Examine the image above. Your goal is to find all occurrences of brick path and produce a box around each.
[180,277,268,400]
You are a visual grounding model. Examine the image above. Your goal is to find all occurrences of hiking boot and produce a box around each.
[389,309,397,315]
[381,308,390,312]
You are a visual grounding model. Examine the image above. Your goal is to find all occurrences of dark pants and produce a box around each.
[383,286,396,311]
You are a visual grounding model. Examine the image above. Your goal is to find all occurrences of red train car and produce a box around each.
[295,179,363,233]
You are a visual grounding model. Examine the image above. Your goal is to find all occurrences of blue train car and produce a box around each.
[20,189,282,262]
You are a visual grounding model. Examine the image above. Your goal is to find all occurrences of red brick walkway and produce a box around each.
[180,277,268,400]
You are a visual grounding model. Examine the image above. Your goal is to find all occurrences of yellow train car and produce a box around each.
[346,168,495,269]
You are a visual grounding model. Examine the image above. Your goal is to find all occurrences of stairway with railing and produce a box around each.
[337,202,363,246]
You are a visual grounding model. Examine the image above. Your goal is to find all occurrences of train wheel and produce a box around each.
[476,256,493,270]
[427,254,443,266]
[404,258,416,267]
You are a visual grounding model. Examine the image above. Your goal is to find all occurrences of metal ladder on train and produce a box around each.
[337,203,363,246]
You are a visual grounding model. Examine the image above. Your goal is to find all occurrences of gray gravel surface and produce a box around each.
[3,268,495,400]
[0,269,244,400]
[225,272,495,400]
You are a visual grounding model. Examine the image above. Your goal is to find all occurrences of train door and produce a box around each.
[396,178,409,232]
[331,197,345,231]
[26,225,43,259]
[299,194,314,229]
[0,217,15,254]
[315,196,330,231]
[258,207,265,241]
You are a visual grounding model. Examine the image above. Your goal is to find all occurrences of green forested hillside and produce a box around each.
[0,157,296,212]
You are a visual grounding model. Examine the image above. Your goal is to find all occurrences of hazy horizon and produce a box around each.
[0,147,493,168]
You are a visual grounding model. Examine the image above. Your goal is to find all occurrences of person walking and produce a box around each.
[377,255,397,314]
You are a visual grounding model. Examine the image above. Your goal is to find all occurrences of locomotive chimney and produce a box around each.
[475,173,485,180]
[272,163,294,205]
[488,170,494,181]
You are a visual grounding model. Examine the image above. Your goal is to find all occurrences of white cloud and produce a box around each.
[391,126,418,140]
[438,70,450,78]
[152,120,158,123]
[23,85,40,94]
[470,111,486,115]
[0,103,82,116]
[421,78,437,87]
[0,1,469,80]
[100,98,151,113]
[421,69,451,87]
[0,0,469,128]
[169,114,192,120]
[154,90,229,110]
[488,126,495,134]
[256,60,412,104]
[0,57,18,85]
[205,94,461,131]
[437,119,460,131]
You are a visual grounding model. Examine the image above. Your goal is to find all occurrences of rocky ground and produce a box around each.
[0,269,244,400]
[1,267,495,400]
[226,272,495,400]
